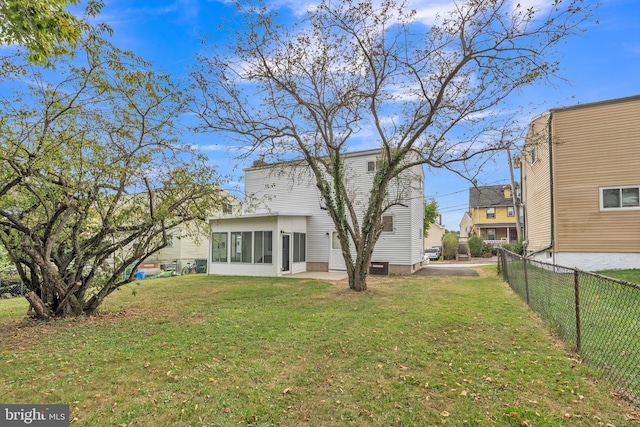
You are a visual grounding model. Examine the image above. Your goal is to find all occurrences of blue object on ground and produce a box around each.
[135,271,145,280]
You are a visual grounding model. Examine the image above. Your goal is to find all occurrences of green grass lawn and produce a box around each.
[1,268,638,426]
[595,269,640,285]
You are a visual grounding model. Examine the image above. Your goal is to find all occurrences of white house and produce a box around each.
[141,189,241,275]
[208,149,425,277]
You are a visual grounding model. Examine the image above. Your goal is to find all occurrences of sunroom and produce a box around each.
[208,213,310,277]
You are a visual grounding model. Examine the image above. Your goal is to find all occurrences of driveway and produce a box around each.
[414,265,480,277]
[413,257,498,277]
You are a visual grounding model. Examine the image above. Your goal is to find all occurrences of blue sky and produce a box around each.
[95,0,640,229]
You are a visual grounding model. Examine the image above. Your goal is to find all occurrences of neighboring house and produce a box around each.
[208,149,425,277]
[521,94,640,271]
[468,184,521,245]
[458,211,473,243]
[424,216,445,249]
[142,189,241,274]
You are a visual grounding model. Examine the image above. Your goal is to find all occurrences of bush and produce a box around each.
[501,238,524,255]
[442,232,459,260]
[467,235,483,257]
[482,243,494,257]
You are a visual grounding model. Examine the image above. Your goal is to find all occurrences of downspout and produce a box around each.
[548,111,556,265]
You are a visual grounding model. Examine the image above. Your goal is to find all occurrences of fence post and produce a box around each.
[501,250,508,281]
[523,257,530,305]
[573,270,581,352]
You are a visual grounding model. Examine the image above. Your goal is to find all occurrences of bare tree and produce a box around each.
[191,0,592,291]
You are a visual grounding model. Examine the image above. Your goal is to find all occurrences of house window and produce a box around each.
[293,232,306,262]
[254,231,273,264]
[332,232,342,250]
[486,228,496,240]
[231,232,252,263]
[211,232,227,263]
[530,145,538,164]
[486,207,495,219]
[507,206,514,217]
[382,215,394,232]
[601,186,640,210]
[367,160,377,172]
[165,234,174,248]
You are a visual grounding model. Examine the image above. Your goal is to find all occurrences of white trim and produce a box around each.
[530,251,640,272]
[599,185,640,211]
[382,214,395,233]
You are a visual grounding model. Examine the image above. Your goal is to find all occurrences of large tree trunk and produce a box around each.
[346,240,375,292]
[348,262,369,292]
[25,292,52,320]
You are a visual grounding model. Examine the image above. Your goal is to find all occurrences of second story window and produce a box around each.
[507,206,514,217]
[382,215,394,232]
[530,144,538,164]
[486,207,495,219]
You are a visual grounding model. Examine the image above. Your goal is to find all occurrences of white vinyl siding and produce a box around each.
[245,151,424,268]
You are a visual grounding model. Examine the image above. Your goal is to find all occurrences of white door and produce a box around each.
[329,231,347,271]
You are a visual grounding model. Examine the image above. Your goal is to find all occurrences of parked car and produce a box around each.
[423,248,440,261]
[431,246,443,258]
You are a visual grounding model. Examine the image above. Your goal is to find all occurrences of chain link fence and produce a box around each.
[0,267,24,298]
[498,248,640,406]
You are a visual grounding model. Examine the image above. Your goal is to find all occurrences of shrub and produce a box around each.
[467,235,484,257]
[482,243,494,257]
[442,232,459,260]
[501,238,524,255]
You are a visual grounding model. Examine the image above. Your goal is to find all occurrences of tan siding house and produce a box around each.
[521,95,640,270]
[424,220,446,250]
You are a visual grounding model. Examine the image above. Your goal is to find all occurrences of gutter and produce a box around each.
[548,111,555,265]
[527,244,553,258]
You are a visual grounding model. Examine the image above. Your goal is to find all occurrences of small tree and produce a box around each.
[467,235,484,258]
[192,0,593,291]
[442,233,459,261]
[424,198,439,237]
[0,31,223,319]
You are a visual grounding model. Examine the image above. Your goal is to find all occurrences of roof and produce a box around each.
[469,185,515,208]
[208,211,313,221]
[246,148,387,171]
[548,93,640,114]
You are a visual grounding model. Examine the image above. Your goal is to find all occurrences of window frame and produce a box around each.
[211,232,228,263]
[293,232,306,263]
[381,215,394,232]
[254,231,273,264]
[530,144,538,164]
[486,207,495,219]
[600,185,640,211]
[507,206,514,217]
[230,231,252,263]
